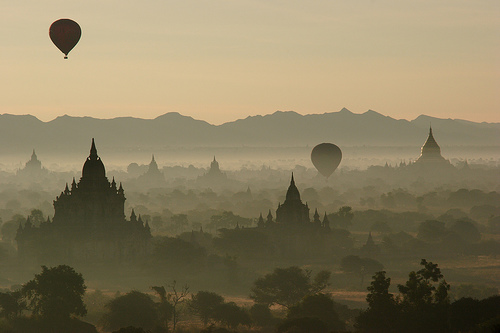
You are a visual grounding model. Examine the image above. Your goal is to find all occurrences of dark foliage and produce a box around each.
[101,291,160,332]
[356,260,500,332]
[276,317,328,333]
[249,303,277,327]
[0,290,25,319]
[286,293,345,331]
[213,228,273,259]
[212,301,251,329]
[112,327,150,333]
[328,206,354,229]
[3,317,98,333]
[151,236,207,267]
[189,291,225,326]
[449,296,500,332]
[21,265,86,321]
[250,266,330,308]
[355,271,399,333]
[417,220,448,243]
[449,220,481,243]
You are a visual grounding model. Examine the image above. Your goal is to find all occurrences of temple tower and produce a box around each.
[276,174,310,224]
[416,126,447,163]
[17,139,151,263]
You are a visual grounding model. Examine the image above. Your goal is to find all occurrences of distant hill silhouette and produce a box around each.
[0,109,498,155]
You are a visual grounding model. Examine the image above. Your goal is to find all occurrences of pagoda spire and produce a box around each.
[416,124,446,163]
[313,208,321,226]
[322,212,330,230]
[90,138,98,160]
[257,213,265,228]
[285,173,301,201]
[266,209,273,225]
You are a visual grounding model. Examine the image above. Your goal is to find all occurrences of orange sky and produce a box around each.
[1,1,499,124]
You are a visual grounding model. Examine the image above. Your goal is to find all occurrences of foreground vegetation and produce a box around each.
[0,261,499,333]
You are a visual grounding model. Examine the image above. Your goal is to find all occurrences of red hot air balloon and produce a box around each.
[49,19,81,59]
[311,143,342,178]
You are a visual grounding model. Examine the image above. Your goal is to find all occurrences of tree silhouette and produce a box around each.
[0,290,26,319]
[397,259,450,333]
[213,301,251,329]
[356,271,399,332]
[28,209,45,226]
[417,220,447,243]
[356,261,500,332]
[168,281,189,331]
[286,293,345,331]
[1,214,24,242]
[249,303,276,327]
[152,281,189,331]
[213,228,272,259]
[169,214,189,234]
[101,291,159,332]
[449,220,481,243]
[151,236,206,267]
[276,317,328,333]
[150,286,173,330]
[189,291,224,326]
[21,265,86,321]
[329,206,354,229]
[250,266,331,308]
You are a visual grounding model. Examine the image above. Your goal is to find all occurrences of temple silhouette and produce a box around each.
[16,139,151,263]
[415,126,450,165]
[401,125,455,176]
[16,149,47,178]
[250,174,344,258]
[276,174,310,224]
[197,156,229,187]
[136,154,166,187]
[259,174,331,230]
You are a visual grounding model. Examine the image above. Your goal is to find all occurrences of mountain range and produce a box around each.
[0,109,498,155]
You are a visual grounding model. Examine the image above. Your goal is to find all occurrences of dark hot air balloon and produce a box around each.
[311,143,342,178]
[49,19,81,59]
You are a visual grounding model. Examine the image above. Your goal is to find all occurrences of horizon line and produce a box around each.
[1,109,497,126]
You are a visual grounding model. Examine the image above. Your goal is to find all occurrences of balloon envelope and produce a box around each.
[311,143,342,178]
[49,19,81,58]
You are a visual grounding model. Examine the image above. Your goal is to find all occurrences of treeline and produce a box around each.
[357,260,500,333]
[1,261,499,332]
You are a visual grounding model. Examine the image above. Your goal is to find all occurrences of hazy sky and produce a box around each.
[1,1,499,124]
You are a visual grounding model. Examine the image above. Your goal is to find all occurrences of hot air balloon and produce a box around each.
[49,19,81,59]
[311,143,342,178]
